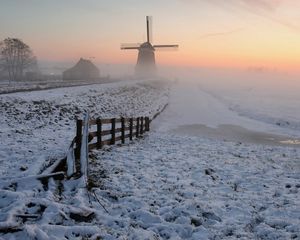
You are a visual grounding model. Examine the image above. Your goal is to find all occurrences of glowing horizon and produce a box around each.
[1,0,300,72]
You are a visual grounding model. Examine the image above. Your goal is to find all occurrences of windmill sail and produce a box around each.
[146,16,153,43]
[121,43,141,50]
[153,44,179,50]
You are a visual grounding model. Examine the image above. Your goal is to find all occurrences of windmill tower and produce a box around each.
[121,16,178,77]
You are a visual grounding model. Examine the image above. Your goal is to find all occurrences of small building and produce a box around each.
[63,58,100,81]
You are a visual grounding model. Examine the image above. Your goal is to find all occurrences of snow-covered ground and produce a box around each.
[86,79,298,239]
[0,80,169,179]
[0,79,117,94]
[0,77,299,239]
[87,133,300,239]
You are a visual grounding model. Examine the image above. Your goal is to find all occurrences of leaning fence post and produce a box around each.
[136,117,140,138]
[121,117,125,144]
[140,117,144,135]
[97,118,102,149]
[129,118,133,140]
[80,112,89,186]
[75,119,83,159]
[111,118,116,145]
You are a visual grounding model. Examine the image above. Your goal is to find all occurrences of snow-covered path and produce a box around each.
[153,80,300,146]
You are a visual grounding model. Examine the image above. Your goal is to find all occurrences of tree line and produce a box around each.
[0,38,37,83]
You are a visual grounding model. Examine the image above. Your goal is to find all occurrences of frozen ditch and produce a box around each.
[152,80,300,146]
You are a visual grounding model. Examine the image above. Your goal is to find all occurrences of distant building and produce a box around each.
[63,58,100,81]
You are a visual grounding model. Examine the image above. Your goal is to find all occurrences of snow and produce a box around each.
[85,133,299,239]
[0,79,117,94]
[0,77,299,239]
[0,79,169,179]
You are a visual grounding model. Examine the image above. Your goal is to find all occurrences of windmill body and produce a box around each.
[121,16,178,78]
[136,42,156,77]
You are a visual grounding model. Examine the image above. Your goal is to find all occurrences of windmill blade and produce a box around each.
[153,44,179,51]
[146,16,153,43]
[120,43,141,50]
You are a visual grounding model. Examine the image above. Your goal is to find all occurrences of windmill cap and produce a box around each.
[140,42,155,50]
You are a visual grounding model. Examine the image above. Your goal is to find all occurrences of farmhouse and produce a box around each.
[63,58,100,81]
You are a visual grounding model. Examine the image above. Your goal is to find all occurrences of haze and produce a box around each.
[1,0,300,73]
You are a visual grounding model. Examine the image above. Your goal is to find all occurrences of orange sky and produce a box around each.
[1,0,300,72]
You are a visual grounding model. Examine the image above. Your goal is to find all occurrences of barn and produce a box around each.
[63,58,100,81]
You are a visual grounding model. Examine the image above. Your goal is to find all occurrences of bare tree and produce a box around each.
[0,38,37,83]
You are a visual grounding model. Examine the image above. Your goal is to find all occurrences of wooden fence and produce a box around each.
[76,116,150,152]
[66,114,151,178]
[7,104,168,194]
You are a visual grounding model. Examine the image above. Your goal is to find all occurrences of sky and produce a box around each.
[1,0,300,72]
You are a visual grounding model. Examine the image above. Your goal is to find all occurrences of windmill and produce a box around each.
[121,16,178,77]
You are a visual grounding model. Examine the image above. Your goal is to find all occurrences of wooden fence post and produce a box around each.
[111,118,116,145]
[136,117,140,138]
[75,119,82,159]
[80,112,89,185]
[140,117,144,135]
[97,119,102,149]
[145,117,150,131]
[129,118,133,140]
[121,117,125,144]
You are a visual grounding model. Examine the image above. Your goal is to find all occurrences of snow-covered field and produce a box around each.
[88,133,300,239]
[0,79,116,94]
[0,77,299,239]
[0,80,169,179]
